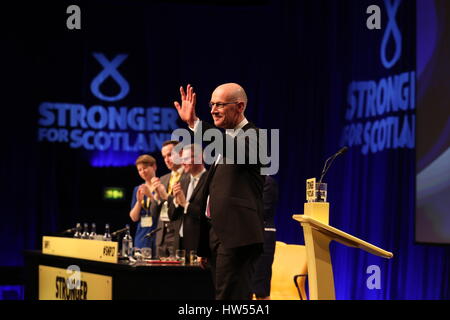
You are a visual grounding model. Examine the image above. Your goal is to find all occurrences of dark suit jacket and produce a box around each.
[263,175,278,228]
[151,171,189,249]
[195,120,265,255]
[168,169,208,253]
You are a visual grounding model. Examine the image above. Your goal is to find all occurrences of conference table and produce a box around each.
[23,250,215,300]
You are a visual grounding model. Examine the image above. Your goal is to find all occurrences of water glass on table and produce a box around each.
[189,250,198,265]
[167,246,175,261]
[141,247,152,260]
[175,249,186,265]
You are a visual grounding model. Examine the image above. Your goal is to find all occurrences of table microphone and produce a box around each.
[316,146,348,202]
[144,228,161,239]
[111,227,128,237]
[60,227,77,235]
[318,146,348,184]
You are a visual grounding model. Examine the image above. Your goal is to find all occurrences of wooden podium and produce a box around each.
[292,202,393,300]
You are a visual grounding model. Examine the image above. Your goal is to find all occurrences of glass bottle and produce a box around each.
[73,223,82,239]
[89,223,97,240]
[81,223,90,239]
[103,223,112,241]
[121,224,133,257]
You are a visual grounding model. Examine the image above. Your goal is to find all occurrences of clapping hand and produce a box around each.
[139,184,152,197]
[173,182,187,207]
[151,177,168,201]
[137,184,153,210]
[137,186,145,203]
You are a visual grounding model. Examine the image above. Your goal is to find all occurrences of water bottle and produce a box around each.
[121,224,133,258]
[73,223,82,239]
[89,223,97,240]
[81,223,90,239]
[103,223,112,241]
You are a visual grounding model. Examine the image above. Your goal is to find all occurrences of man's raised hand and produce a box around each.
[173,84,198,128]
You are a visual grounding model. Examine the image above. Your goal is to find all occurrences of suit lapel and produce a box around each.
[161,173,170,189]
[200,122,257,197]
[180,173,190,193]
[189,170,208,201]
[241,122,255,131]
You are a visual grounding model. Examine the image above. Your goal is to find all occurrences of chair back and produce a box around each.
[270,241,308,300]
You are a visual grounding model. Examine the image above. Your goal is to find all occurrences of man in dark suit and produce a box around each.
[173,83,265,300]
[252,175,279,299]
[169,144,208,259]
[150,140,189,257]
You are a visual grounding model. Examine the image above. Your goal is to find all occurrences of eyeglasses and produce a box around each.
[208,102,239,109]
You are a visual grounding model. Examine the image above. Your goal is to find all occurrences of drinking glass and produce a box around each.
[176,249,186,265]
[141,247,152,260]
[189,250,198,265]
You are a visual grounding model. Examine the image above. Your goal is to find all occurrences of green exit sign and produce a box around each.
[103,187,125,200]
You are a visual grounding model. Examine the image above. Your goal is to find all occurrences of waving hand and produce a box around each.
[173,84,198,128]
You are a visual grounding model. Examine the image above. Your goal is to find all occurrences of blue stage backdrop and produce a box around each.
[1,0,449,299]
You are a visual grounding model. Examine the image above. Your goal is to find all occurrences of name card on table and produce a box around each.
[42,236,118,263]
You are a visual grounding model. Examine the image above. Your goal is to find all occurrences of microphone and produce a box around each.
[144,228,161,239]
[318,146,349,184]
[60,227,77,235]
[111,227,128,238]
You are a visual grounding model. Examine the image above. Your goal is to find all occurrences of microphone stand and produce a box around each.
[317,146,348,201]
[144,228,161,239]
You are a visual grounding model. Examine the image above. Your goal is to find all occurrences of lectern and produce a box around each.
[292,180,393,300]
